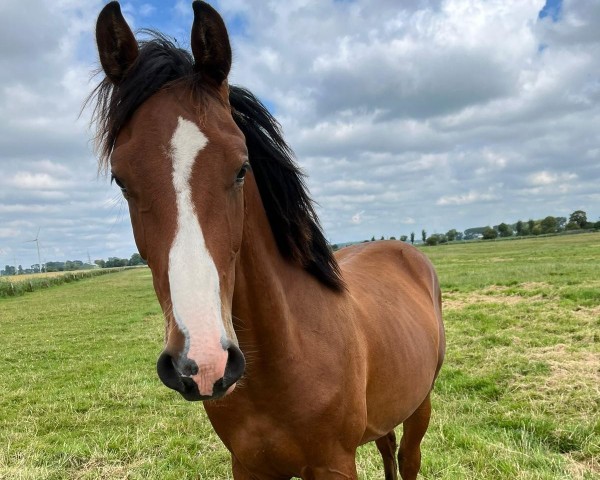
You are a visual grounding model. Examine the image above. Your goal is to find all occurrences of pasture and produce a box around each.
[1,233,598,479]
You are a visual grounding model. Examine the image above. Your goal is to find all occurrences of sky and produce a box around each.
[0,0,599,268]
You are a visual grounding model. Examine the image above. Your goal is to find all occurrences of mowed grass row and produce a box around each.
[0,268,138,298]
[1,234,598,479]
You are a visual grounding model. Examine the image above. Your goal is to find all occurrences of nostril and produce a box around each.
[157,351,202,401]
[222,344,246,389]
[156,351,184,391]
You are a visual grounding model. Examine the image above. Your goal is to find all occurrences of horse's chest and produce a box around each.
[212,413,306,475]
[205,395,364,475]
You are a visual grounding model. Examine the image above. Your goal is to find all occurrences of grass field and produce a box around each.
[1,233,598,479]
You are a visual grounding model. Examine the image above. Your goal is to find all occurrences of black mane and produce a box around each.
[90,31,344,291]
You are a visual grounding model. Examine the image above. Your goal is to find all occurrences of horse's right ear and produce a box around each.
[96,1,138,85]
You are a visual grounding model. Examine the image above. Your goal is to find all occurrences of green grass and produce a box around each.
[1,234,598,479]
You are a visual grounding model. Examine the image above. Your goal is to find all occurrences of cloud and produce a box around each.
[528,171,578,186]
[9,172,72,190]
[436,191,501,206]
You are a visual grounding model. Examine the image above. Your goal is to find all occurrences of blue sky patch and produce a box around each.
[538,0,562,22]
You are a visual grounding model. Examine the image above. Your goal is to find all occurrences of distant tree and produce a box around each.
[2,265,16,276]
[330,244,339,252]
[410,232,415,244]
[380,235,385,241]
[497,223,513,238]
[390,236,397,241]
[94,259,106,268]
[105,257,128,268]
[421,230,427,242]
[45,261,65,272]
[528,219,535,233]
[556,217,567,231]
[426,235,439,246]
[65,260,84,271]
[129,253,146,266]
[541,216,558,234]
[18,265,24,275]
[370,236,375,242]
[566,221,580,231]
[463,227,487,240]
[399,235,407,242]
[594,220,600,230]
[482,227,498,240]
[446,229,457,242]
[569,210,587,228]
[516,220,524,236]
[31,264,41,274]
[532,224,542,235]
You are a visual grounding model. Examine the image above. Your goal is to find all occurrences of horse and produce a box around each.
[91,2,445,479]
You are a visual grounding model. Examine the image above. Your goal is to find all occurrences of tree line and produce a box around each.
[331,209,599,250]
[423,210,598,245]
[1,253,147,277]
[93,253,147,269]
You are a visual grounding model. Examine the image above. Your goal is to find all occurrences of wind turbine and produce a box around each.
[25,228,43,273]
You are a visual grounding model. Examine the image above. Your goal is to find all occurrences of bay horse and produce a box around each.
[92,2,445,478]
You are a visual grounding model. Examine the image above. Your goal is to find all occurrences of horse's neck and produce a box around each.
[233,191,295,351]
[231,181,326,366]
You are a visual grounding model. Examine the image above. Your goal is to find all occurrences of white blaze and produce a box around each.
[168,117,226,369]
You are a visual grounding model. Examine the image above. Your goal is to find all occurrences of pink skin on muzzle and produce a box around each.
[187,333,229,396]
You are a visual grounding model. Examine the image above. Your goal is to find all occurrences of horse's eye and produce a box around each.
[111,175,128,196]
[236,162,251,184]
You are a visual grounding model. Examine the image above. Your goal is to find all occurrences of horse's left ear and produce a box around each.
[191,1,232,86]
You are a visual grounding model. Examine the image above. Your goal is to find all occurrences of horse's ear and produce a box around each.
[96,1,138,85]
[191,1,232,86]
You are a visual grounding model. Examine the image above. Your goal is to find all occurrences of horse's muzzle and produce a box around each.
[156,345,245,401]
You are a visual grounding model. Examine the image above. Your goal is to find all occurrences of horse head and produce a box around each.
[95,1,246,401]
